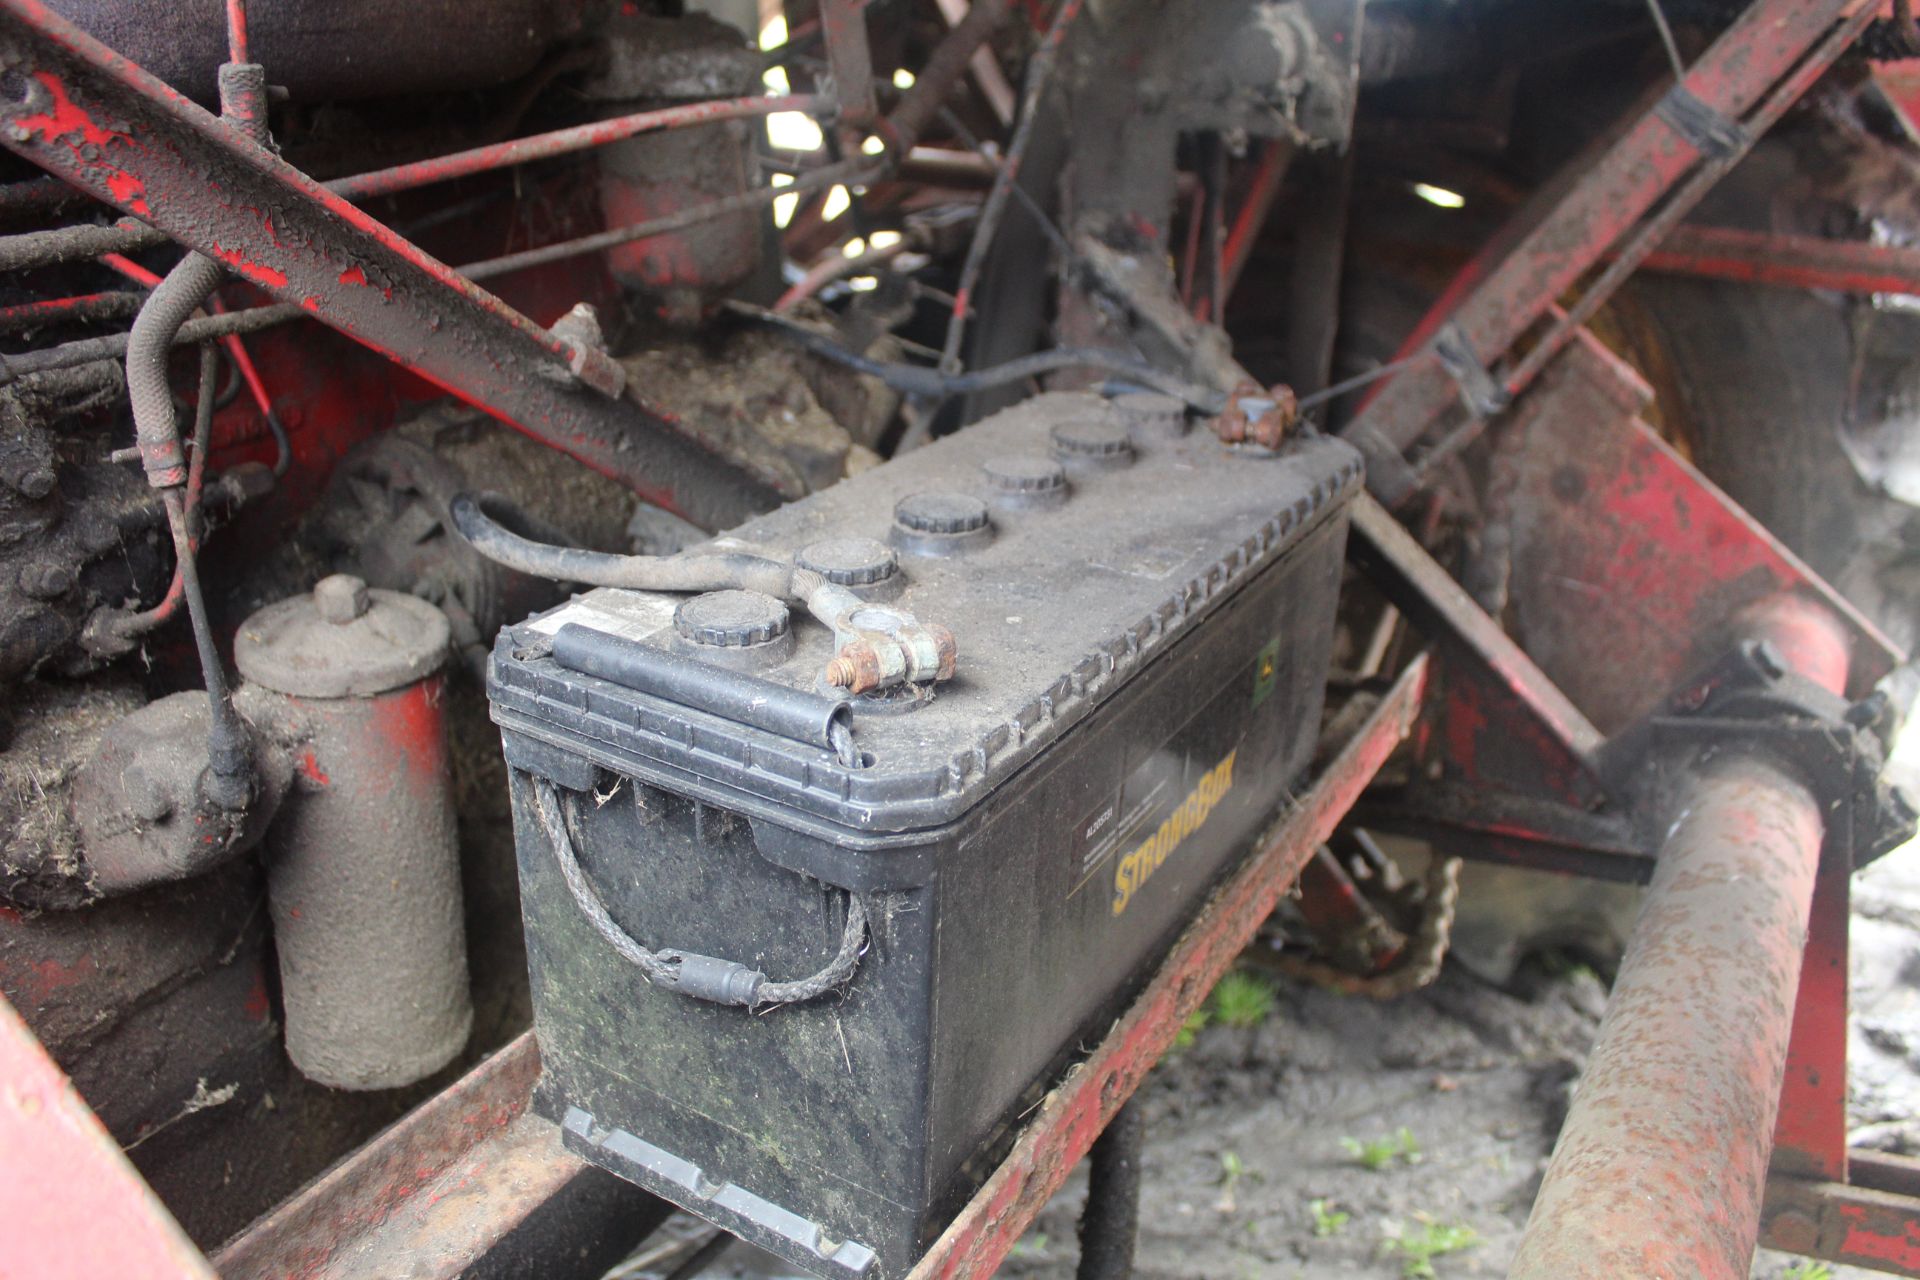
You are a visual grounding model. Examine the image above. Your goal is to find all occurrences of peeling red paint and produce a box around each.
[338,265,368,287]
[298,751,330,787]
[208,242,289,289]
[20,70,124,148]
[243,972,272,1023]
[102,169,148,215]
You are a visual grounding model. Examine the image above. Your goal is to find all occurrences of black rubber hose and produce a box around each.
[126,252,225,488]
[450,491,794,597]
[1076,1098,1145,1280]
[730,304,1227,413]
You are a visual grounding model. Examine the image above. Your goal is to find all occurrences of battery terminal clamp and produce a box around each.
[778,563,956,698]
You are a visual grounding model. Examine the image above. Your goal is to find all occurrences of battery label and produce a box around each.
[1068,648,1266,909]
[1110,748,1236,916]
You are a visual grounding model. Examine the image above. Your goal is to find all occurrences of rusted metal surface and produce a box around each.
[1641,223,1920,296]
[0,0,779,528]
[1509,750,1828,1280]
[1765,1151,1920,1276]
[1211,380,1300,450]
[819,0,878,132]
[907,655,1428,1279]
[880,0,1013,155]
[1340,0,1864,489]
[1502,335,1899,733]
[214,1031,667,1280]
[1348,491,1606,804]
[0,992,214,1280]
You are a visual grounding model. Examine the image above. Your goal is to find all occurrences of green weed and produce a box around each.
[1382,1220,1478,1279]
[1781,1263,1835,1280]
[1210,972,1277,1029]
[1309,1198,1350,1238]
[1341,1126,1421,1171]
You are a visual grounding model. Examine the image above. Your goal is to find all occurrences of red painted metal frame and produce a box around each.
[1499,332,1899,730]
[0,0,779,529]
[213,1032,667,1280]
[329,96,824,204]
[1641,223,1920,295]
[1348,492,1608,804]
[1340,0,1867,493]
[1509,748,1830,1280]
[0,994,214,1280]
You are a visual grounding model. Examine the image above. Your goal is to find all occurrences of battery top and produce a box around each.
[490,392,1361,836]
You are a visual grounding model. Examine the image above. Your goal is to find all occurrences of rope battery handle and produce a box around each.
[529,776,868,1008]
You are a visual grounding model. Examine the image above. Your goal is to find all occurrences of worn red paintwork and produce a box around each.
[0,994,214,1280]
[1344,0,1862,460]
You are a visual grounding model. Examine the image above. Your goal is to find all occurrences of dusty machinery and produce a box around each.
[4,0,1920,1277]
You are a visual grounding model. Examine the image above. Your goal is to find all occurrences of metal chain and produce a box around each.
[1257,854,1464,1000]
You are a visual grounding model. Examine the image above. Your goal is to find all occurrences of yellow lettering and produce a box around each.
[1110,747,1241,916]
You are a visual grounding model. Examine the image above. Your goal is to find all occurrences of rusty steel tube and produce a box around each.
[1511,594,1848,1279]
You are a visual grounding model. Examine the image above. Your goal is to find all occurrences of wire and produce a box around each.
[1296,353,1431,413]
[532,778,867,1008]
[730,302,1226,411]
[1643,0,1686,80]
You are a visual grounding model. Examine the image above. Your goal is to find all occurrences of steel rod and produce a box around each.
[1509,593,1850,1280]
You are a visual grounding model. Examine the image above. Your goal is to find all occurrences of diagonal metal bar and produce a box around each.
[1338,0,1867,502]
[0,0,780,528]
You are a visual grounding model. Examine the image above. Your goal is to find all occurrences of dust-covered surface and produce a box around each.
[618,326,860,500]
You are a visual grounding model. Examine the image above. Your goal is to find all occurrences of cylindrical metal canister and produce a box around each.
[235,573,471,1090]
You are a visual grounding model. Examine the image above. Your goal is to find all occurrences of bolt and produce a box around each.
[1766,1208,1819,1255]
[10,466,55,500]
[17,561,74,599]
[313,573,370,625]
[1749,640,1788,682]
[825,642,883,695]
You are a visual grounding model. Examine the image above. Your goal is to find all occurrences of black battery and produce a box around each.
[488,392,1362,1278]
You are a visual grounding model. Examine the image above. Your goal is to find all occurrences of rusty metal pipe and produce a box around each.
[881,0,1012,155]
[1510,596,1849,1280]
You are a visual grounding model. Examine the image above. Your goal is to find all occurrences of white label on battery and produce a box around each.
[526,588,677,643]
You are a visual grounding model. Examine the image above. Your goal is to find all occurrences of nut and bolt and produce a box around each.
[1212,379,1300,451]
[17,562,75,599]
[1765,1208,1819,1255]
[551,302,627,399]
[314,573,371,625]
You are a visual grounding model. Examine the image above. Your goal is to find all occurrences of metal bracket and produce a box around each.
[1621,641,1919,868]
[1654,83,1751,161]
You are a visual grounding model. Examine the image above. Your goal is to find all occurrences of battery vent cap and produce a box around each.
[982,454,1068,509]
[891,492,992,557]
[1050,417,1133,469]
[1113,391,1188,443]
[797,537,899,587]
[674,590,791,648]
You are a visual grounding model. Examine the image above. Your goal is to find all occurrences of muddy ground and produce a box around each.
[621,791,1920,1280]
